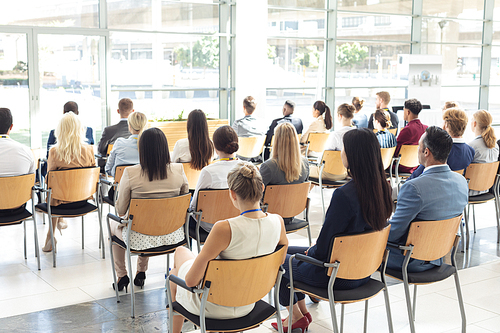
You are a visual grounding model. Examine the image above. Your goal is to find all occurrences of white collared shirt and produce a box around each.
[422,164,446,174]
[0,135,36,177]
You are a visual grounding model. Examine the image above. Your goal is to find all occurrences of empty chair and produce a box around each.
[304,132,330,160]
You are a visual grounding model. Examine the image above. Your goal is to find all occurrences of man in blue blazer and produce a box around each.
[387,126,468,272]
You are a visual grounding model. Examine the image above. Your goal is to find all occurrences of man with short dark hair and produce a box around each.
[368,91,399,131]
[387,126,468,272]
[232,96,266,137]
[0,108,35,177]
[97,98,134,156]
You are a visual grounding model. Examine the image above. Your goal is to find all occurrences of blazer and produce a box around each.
[387,165,468,271]
[232,115,266,137]
[97,119,131,155]
[265,114,304,147]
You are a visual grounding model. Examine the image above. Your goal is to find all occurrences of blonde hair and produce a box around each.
[272,122,302,183]
[128,111,147,141]
[376,91,391,105]
[227,162,263,203]
[54,112,85,164]
[474,110,497,149]
[443,108,468,137]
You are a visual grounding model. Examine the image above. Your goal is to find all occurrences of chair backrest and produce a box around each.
[182,163,202,190]
[106,144,114,156]
[464,162,499,192]
[47,167,100,202]
[129,194,191,236]
[453,169,464,175]
[262,182,310,218]
[321,150,347,175]
[307,132,330,153]
[114,165,134,184]
[380,147,396,170]
[0,174,35,210]
[398,145,419,168]
[203,246,286,307]
[31,149,42,168]
[388,128,397,136]
[406,215,462,261]
[328,225,391,278]
[197,189,240,224]
[237,135,266,158]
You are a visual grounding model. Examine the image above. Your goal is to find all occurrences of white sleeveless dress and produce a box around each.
[175,213,282,319]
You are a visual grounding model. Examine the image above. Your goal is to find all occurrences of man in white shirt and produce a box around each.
[0,108,36,177]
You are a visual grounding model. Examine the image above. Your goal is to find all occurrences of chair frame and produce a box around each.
[391,145,420,194]
[304,132,331,161]
[100,164,135,216]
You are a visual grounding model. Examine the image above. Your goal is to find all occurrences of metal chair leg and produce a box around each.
[472,205,476,233]
[453,272,467,333]
[32,197,41,270]
[363,300,368,333]
[464,204,470,250]
[127,248,135,318]
[23,221,27,260]
[383,287,394,333]
[412,285,417,321]
[81,216,85,250]
[459,214,465,253]
[403,281,416,333]
[494,198,500,244]
[340,303,345,333]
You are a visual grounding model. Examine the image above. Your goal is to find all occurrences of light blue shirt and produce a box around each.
[105,134,139,176]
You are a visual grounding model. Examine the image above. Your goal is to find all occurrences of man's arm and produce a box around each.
[388,181,422,244]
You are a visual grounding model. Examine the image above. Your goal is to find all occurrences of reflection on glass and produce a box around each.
[337,0,412,15]
[268,0,325,8]
[265,88,324,127]
[422,0,484,19]
[491,47,500,85]
[337,13,411,41]
[0,33,30,146]
[267,9,326,37]
[422,18,483,45]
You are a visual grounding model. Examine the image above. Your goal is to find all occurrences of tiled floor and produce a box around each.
[0,187,499,332]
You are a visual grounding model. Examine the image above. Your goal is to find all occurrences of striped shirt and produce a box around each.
[376,130,397,148]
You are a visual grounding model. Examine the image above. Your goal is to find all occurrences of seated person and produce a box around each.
[394,98,427,174]
[171,109,214,170]
[170,162,288,333]
[97,98,133,156]
[374,109,397,148]
[190,125,240,232]
[231,96,266,137]
[388,127,468,272]
[272,128,393,332]
[468,110,500,196]
[409,108,474,179]
[300,100,332,146]
[442,101,459,111]
[351,97,367,128]
[109,128,189,291]
[367,91,398,132]
[43,112,96,253]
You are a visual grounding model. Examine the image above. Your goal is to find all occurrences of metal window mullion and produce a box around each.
[219,1,230,121]
[479,0,494,110]
[411,0,422,54]
[27,28,41,149]
[230,2,236,124]
[325,0,337,119]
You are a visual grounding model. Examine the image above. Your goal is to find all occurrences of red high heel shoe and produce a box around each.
[272,316,309,333]
[281,312,312,325]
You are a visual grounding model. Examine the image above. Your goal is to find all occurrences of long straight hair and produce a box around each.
[272,122,302,183]
[474,110,497,149]
[313,100,333,130]
[187,109,214,170]
[54,112,85,164]
[343,129,392,230]
[139,128,170,181]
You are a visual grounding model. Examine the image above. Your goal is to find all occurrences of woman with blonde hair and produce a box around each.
[469,109,499,195]
[43,112,96,252]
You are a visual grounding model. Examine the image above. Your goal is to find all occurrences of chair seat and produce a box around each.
[111,235,186,256]
[285,219,309,233]
[385,264,456,284]
[35,202,97,217]
[468,192,495,203]
[0,209,32,225]
[103,196,114,206]
[293,278,384,304]
[171,300,276,332]
[189,222,209,243]
[308,177,348,187]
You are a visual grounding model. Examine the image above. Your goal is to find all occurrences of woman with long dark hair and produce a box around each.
[109,127,189,292]
[171,109,213,170]
[272,128,393,333]
[300,100,332,146]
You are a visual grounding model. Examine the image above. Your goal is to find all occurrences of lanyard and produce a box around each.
[0,135,8,138]
[240,208,262,216]
[219,157,236,161]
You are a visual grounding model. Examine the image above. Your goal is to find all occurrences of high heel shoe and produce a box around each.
[56,218,68,235]
[42,237,57,252]
[282,312,312,325]
[134,272,146,288]
[112,275,130,293]
[272,316,309,333]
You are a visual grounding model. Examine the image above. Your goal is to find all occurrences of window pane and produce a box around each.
[268,0,325,9]
[337,0,412,15]
[266,39,325,88]
[491,47,500,85]
[337,13,411,41]
[495,0,500,21]
[493,22,500,45]
[268,8,326,38]
[0,0,98,28]
[422,18,483,45]
[108,0,219,33]
[441,86,479,111]
[0,33,30,146]
[422,0,485,19]
[335,42,410,87]
[265,88,324,125]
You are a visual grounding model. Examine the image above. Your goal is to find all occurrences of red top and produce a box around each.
[395,119,428,173]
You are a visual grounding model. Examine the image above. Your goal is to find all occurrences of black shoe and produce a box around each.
[134,272,146,288]
[113,275,130,293]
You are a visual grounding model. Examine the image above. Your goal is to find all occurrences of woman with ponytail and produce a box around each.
[469,110,499,195]
[300,100,332,146]
[352,96,368,128]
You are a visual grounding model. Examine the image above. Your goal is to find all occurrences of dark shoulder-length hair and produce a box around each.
[139,128,170,181]
[187,109,214,170]
[343,128,392,230]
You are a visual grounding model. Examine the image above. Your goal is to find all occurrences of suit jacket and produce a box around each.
[387,165,468,271]
[265,114,303,147]
[97,120,131,156]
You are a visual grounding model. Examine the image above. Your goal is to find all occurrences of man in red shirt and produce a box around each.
[395,98,427,173]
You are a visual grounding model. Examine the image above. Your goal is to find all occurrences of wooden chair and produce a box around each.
[262,182,312,245]
[463,162,500,249]
[304,132,330,159]
[167,246,286,333]
[107,194,191,318]
[182,163,203,191]
[237,135,266,160]
[386,216,465,333]
[391,145,419,193]
[190,189,240,252]
[308,150,349,217]
[35,167,104,267]
[0,174,40,270]
[100,164,135,216]
[288,226,393,333]
[388,128,397,136]
[381,147,397,170]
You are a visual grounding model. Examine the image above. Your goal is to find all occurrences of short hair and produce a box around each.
[63,101,79,115]
[227,162,264,203]
[443,108,468,137]
[376,91,391,105]
[374,109,391,129]
[422,126,453,163]
[404,98,423,115]
[272,122,302,183]
[213,125,239,155]
[284,100,295,111]
[139,128,170,181]
[243,96,257,114]
[0,108,13,134]
[118,98,134,116]
[337,103,355,119]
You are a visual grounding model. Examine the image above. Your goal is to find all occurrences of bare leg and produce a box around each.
[42,217,59,251]
[282,303,306,327]
[171,246,196,333]
[297,299,308,317]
